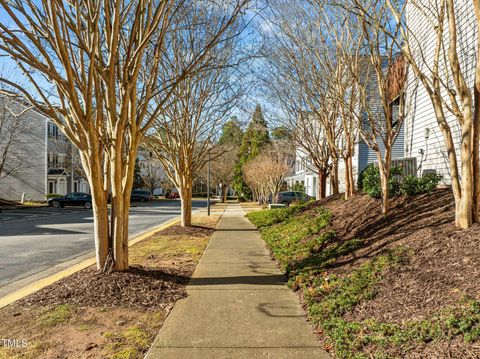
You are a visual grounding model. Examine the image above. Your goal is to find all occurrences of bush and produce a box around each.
[362,164,402,199]
[400,173,442,196]
[421,172,443,193]
[46,193,63,199]
[246,201,310,229]
[290,182,305,193]
[237,196,246,202]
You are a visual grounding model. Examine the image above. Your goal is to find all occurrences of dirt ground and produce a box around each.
[309,189,480,358]
[0,214,220,359]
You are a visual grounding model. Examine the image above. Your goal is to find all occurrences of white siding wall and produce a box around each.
[0,98,47,201]
[405,0,477,184]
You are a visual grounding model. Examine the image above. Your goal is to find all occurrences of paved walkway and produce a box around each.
[145,204,330,359]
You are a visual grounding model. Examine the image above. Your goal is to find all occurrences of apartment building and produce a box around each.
[0,96,89,202]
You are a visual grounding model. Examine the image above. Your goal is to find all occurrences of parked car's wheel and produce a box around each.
[84,202,92,209]
[282,200,289,207]
[52,201,61,208]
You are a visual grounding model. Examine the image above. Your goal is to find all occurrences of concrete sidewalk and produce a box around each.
[145,204,330,359]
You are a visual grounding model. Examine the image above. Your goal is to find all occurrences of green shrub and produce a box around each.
[362,165,401,199]
[46,193,63,199]
[237,196,246,202]
[421,172,443,193]
[290,182,305,193]
[400,173,442,196]
[246,202,310,228]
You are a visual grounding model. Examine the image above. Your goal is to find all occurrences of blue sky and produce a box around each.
[0,1,280,130]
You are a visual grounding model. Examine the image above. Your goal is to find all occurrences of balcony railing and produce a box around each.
[48,161,67,169]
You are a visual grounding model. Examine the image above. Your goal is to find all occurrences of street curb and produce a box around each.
[0,212,202,309]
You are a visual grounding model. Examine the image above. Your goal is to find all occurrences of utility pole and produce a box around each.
[207,150,211,216]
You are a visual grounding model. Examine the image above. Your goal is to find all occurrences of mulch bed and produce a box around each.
[314,189,480,323]
[158,225,214,237]
[17,265,191,311]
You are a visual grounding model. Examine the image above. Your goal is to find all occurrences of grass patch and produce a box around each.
[248,204,480,358]
[39,304,72,327]
[104,326,152,359]
[246,201,312,228]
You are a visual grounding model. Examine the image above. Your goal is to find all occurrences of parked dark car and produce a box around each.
[47,192,92,209]
[273,191,313,206]
[130,190,153,202]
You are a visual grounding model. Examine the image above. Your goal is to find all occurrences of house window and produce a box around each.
[48,153,59,168]
[48,123,59,139]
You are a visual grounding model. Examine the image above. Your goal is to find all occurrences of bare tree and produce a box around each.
[260,1,350,198]
[0,0,248,271]
[0,96,29,181]
[209,146,238,203]
[243,147,291,204]
[140,161,166,195]
[380,0,480,228]
[146,2,248,227]
[325,0,407,214]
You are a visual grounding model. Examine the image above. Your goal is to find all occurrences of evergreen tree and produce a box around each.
[233,104,270,198]
[219,117,243,146]
[271,126,292,141]
[133,158,144,189]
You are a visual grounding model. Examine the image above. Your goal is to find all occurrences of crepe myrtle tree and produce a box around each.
[382,0,480,228]
[145,2,248,227]
[243,147,291,204]
[259,3,334,199]
[197,145,238,202]
[0,0,249,271]
[322,0,408,215]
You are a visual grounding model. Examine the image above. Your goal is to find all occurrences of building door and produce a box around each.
[48,181,55,194]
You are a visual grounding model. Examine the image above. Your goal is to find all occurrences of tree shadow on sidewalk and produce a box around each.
[189,274,286,286]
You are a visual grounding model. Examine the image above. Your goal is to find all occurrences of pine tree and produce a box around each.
[219,117,243,146]
[233,104,270,198]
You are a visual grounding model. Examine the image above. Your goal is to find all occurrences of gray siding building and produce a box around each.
[0,97,88,202]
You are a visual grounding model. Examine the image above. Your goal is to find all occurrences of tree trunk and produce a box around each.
[108,143,137,271]
[344,155,355,200]
[222,187,228,203]
[110,194,129,271]
[317,170,327,199]
[91,188,109,270]
[456,124,475,229]
[80,151,109,270]
[179,175,193,227]
[330,156,339,196]
[376,151,391,215]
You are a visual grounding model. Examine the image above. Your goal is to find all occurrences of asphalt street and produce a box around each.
[0,199,206,289]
